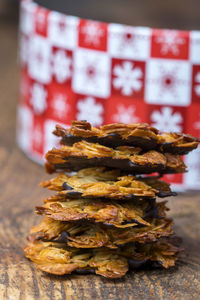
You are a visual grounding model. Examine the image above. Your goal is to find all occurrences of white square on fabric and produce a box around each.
[108,24,151,60]
[20,2,36,35]
[72,48,111,98]
[44,120,68,155]
[184,147,200,189]
[17,105,33,152]
[28,35,52,84]
[145,58,192,106]
[190,31,200,64]
[48,12,79,49]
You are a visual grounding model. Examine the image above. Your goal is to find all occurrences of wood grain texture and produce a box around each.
[0,9,200,300]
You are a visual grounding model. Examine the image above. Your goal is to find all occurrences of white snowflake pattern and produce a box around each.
[82,21,104,46]
[76,97,103,126]
[52,94,69,119]
[113,104,140,124]
[151,107,183,132]
[184,146,200,188]
[113,61,143,96]
[121,28,138,52]
[160,69,177,97]
[194,72,200,96]
[30,83,47,115]
[156,30,185,55]
[53,50,71,83]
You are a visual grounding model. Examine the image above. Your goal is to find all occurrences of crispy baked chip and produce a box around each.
[35,197,168,228]
[28,217,174,248]
[41,167,176,199]
[24,238,181,278]
[24,240,128,278]
[160,132,200,155]
[54,121,199,154]
[45,141,186,174]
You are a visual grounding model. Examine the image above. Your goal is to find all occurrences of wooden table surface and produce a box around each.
[0,8,200,300]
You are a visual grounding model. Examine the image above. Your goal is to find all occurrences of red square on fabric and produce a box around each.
[151,29,190,60]
[105,96,146,124]
[51,47,73,86]
[192,65,200,102]
[186,102,200,138]
[162,173,183,185]
[46,82,76,124]
[78,19,108,51]
[31,115,45,157]
[20,68,31,107]
[147,105,186,133]
[111,58,145,99]
[34,7,49,37]
[74,95,106,127]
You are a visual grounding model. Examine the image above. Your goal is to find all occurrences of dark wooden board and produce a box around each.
[0,8,200,300]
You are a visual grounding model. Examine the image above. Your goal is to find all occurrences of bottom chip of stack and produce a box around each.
[24,237,181,279]
[24,216,182,279]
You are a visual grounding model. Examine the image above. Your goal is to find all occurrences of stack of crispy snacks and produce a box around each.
[24,121,199,278]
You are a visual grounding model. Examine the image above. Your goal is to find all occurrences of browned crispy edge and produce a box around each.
[54,121,199,154]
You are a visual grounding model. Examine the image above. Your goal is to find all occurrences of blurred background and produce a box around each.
[34,0,200,29]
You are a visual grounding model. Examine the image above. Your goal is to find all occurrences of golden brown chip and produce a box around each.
[35,197,158,228]
[54,121,199,154]
[36,197,168,228]
[41,167,175,199]
[54,120,158,138]
[28,217,174,249]
[24,240,129,278]
[139,176,177,198]
[24,238,181,278]
[160,132,199,154]
[121,237,182,269]
[45,141,186,174]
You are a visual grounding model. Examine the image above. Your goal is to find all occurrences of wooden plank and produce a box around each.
[0,156,200,300]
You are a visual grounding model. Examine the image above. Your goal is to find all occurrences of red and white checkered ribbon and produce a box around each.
[17,0,200,190]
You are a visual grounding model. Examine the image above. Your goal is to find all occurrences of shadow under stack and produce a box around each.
[24,121,199,278]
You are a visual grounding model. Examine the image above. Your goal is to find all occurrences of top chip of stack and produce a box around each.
[54,121,199,154]
[45,121,199,175]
